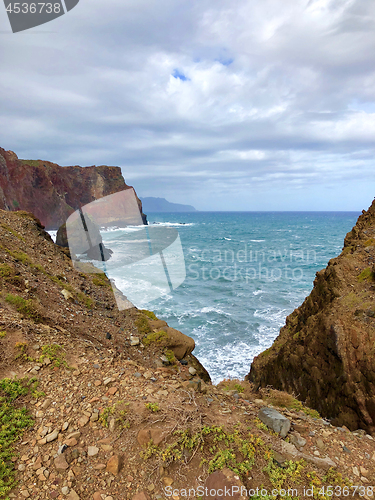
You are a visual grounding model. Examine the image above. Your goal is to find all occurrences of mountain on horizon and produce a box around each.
[141,197,196,212]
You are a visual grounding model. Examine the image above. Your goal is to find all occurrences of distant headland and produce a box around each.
[140,196,196,212]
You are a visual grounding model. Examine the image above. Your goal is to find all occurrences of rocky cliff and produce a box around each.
[0,147,146,229]
[1,209,375,499]
[248,198,375,433]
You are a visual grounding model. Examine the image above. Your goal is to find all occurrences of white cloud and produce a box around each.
[0,0,374,210]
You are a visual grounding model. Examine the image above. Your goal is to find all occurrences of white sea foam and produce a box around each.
[150,222,195,227]
[200,306,231,316]
[47,230,57,243]
[250,239,265,242]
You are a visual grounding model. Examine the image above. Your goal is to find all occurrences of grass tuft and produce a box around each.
[142,330,168,346]
[0,378,34,498]
[5,294,42,323]
[358,267,375,283]
[141,309,157,320]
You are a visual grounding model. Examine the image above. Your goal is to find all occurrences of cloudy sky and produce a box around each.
[1,0,374,211]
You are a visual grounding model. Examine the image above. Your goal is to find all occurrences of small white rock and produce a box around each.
[87,446,99,457]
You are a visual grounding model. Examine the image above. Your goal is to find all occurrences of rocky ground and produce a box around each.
[0,210,374,500]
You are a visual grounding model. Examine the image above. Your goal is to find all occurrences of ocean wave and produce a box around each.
[253,308,289,325]
[200,306,232,316]
[47,230,57,243]
[250,239,266,242]
[150,221,195,227]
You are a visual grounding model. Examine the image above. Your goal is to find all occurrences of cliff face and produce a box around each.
[248,199,375,433]
[0,147,146,229]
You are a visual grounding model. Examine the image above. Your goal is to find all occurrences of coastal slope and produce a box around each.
[1,209,375,498]
[248,199,375,433]
[0,147,146,229]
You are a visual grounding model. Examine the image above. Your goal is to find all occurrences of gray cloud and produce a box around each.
[0,0,374,210]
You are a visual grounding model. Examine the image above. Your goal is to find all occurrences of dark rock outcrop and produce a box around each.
[248,198,375,434]
[0,147,147,229]
[56,218,113,261]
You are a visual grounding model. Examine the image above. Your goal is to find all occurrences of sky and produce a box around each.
[1,0,374,211]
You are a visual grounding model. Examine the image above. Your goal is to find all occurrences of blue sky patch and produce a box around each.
[172,69,189,81]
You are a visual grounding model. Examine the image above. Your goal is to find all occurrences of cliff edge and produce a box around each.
[0,147,146,229]
[1,209,375,498]
[248,198,375,433]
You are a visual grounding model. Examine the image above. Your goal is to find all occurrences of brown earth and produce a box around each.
[0,147,146,229]
[248,198,375,434]
[0,210,375,500]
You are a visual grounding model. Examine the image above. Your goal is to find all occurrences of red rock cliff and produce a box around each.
[0,147,146,229]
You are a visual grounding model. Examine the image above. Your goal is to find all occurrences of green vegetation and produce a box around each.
[135,315,152,336]
[0,377,34,499]
[145,402,160,412]
[0,224,25,242]
[50,276,93,309]
[306,468,353,500]
[141,309,157,320]
[234,383,244,393]
[5,294,42,322]
[1,247,47,275]
[38,344,67,368]
[264,458,305,489]
[260,347,272,358]
[164,349,177,364]
[0,331,6,339]
[358,267,375,283]
[20,159,40,167]
[262,389,320,419]
[115,404,130,429]
[4,249,32,266]
[99,406,115,428]
[99,400,129,428]
[0,264,13,279]
[139,420,351,497]
[364,238,375,247]
[253,418,268,431]
[149,425,265,476]
[142,330,168,346]
[218,379,247,395]
[14,342,32,362]
[92,273,111,287]
[33,263,47,275]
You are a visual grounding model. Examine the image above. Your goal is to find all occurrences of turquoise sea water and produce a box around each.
[53,211,359,383]
[133,212,359,383]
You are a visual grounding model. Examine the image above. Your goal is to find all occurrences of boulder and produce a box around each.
[204,468,247,500]
[56,216,113,261]
[258,407,291,437]
[156,326,195,360]
[106,454,122,475]
[289,431,307,449]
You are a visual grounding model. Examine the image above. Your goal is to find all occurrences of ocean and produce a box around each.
[50,211,359,383]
